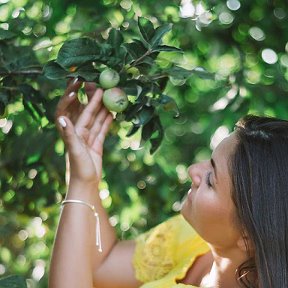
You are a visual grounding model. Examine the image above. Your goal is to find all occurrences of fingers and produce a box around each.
[57,116,76,146]
[56,81,113,156]
[84,82,97,99]
[56,105,113,160]
[57,116,85,156]
[66,77,83,95]
[55,78,83,120]
[75,88,103,130]
[91,113,113,149]
[87,107,110,146]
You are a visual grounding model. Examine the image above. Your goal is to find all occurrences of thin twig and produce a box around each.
[130,49,152,68]
[0,86,19,92]
[0,69,42,76]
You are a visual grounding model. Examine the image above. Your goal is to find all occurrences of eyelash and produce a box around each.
[205,171,213,188]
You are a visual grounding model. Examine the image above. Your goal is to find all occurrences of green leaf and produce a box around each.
[26,152,41,165]
[122,80,142,96]
[124,101,146,122]
[134,56,156,74]
[152,45,183,53]
[8,17,28,33]
[138,17,155,42]
[117,46,128,61]
[141,118,156,143]
[0,101,5,116]
[23,99,42,122]
[0,29,17,40]
[159,94,180,118]
[0,66,8,74]
[134,106,155,126]
[68,63,99,82]
[107,28,124,49]
[167,66,214,80]
[126,124,140,137]
[0,275,27,288]
[124,92,149,122]
[166,66,191,79]
[2,46,39,72]
[43,61,68,80]
[0,91,9,105]
[104,42,127,69]
[155,75,169,91]
[191,67,215,80]
[0,91,8,116]
[122,40,147,61]
[149,117,164,154]
[150,24,172,48]
[136,56,155,66]
[166,66,214,81]
[56,37,104,69]
[44,97,59,122]
[106,55,123,68]
[19,84,42,104]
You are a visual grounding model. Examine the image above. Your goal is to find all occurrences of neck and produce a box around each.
[200,246,248,288]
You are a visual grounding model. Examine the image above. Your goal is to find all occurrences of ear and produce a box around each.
[237,233,254,253]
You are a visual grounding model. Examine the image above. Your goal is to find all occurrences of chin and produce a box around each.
[180,197,189,220]
[180,195,195,228]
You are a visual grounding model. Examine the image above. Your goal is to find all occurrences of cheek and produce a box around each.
[193,191,225,227]
[183,189,239,244]
[181,189,218,227]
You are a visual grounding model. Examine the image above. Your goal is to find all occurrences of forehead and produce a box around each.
[212,133,237,185]
[213,132,237,158]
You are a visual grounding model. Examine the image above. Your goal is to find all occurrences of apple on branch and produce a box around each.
[99,68,120,89]
[103,87,128,113]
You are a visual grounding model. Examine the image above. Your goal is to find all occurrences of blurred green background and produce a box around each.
[0,0,287,287]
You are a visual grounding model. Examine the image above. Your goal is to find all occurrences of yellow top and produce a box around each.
[133,214,210,288]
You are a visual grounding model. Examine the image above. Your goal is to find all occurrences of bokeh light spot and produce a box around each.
[261,48,278,64]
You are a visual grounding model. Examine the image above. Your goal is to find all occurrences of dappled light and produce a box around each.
[1,0,288,286]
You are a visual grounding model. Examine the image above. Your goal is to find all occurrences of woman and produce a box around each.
[48,79,288,288]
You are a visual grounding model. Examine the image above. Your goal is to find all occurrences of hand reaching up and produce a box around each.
[55,79,113,185]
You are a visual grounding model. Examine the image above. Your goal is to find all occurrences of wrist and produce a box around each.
[66,180,99,202]
[69,170,101,186]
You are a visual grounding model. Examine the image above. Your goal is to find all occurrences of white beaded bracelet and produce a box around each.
[61,199,102,252]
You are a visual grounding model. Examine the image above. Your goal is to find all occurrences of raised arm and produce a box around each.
[48,80,141,288]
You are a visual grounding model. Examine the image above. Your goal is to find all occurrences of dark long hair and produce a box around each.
[230,115,288,288]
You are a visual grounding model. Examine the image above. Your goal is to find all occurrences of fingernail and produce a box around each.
[72,77,79,85]
[58,117,67,128]
[68,92,76,98]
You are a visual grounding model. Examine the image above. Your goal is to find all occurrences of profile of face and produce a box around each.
[181,132,243,249]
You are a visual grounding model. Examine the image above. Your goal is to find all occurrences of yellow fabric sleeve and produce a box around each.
[132,214,201,284]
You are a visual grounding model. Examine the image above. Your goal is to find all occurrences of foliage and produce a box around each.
[0,0,287,287]
[0,275,27,288]
[43,18,187,153]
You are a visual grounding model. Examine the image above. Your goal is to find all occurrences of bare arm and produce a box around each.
[93,240,141,288]
[48,81,141,288]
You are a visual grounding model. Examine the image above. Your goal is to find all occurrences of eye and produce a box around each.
[205,171,213,188]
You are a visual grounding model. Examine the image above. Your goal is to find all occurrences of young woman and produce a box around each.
[48,80,288,288]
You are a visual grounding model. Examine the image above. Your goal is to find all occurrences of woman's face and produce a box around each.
[181,133,242,248]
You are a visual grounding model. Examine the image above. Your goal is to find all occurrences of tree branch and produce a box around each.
[0,69,43,76]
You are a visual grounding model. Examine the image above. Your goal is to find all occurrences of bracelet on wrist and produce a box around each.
[61,199,102,252]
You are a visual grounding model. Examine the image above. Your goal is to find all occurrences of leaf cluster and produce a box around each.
[0,275,27,288]
[43,17,206,153]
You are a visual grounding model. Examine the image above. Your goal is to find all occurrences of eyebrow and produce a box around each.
[210,158,218,181]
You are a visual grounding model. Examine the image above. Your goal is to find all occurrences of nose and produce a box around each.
[188,161,209,187]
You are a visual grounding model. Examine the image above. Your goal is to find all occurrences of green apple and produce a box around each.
[103,88,129,113]
[99,68,120,89]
